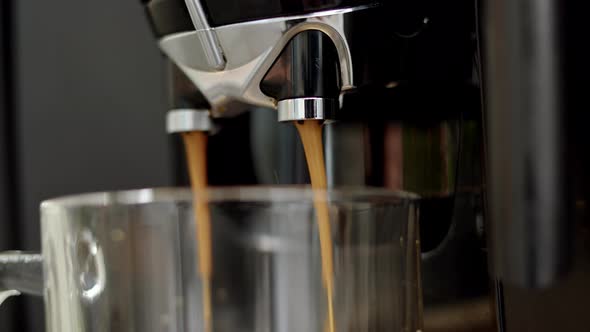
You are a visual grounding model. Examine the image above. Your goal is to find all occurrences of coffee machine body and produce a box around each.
[148,0,475,117]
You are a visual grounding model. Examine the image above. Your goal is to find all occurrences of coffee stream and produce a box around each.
[182,131,214,332]
[183,121,335,332]
[294,120,336,332]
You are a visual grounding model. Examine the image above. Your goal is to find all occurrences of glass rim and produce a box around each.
[41,185,420,208]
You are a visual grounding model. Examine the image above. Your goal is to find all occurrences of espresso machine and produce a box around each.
[1,0,585,330]
[140,0,590,331]
[142,0,492,331]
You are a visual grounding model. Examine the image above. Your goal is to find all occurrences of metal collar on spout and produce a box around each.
[166,109,213,133]
[277,98,338,122]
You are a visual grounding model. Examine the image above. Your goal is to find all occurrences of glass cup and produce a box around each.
[1,186,422,332]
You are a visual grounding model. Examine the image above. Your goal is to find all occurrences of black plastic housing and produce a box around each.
[144,0,193,37]
[142,0,377,36]
[201,0,378,26]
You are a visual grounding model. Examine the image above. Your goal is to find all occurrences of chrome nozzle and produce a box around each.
[166,109,213,133]
[277,98,337,122]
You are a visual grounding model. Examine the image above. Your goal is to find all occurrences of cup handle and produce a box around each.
[0,251,43,306]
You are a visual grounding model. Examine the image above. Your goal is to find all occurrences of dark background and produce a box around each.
[0,0,176,329]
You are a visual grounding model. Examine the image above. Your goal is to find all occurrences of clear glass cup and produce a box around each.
[24,186,421,331]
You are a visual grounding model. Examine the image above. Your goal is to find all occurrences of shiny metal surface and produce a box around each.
[277,98,337,122]
[183,0,226,70]
[485,0,568,288]
[0,187,422,331]
[166,109,212,133]
[159,5,377,118]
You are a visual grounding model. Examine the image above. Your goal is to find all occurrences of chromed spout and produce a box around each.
[277,98,337,122]
[166,109,213,134]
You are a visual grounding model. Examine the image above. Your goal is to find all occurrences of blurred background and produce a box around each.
[0,0,177,329]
